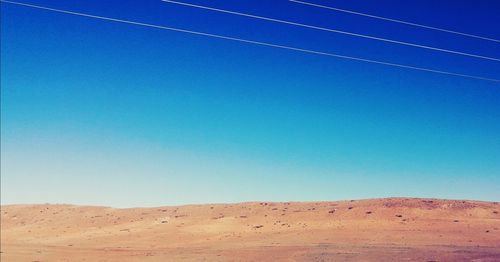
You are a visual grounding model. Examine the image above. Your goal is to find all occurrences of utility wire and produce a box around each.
[160,0,500,63]
[290,0,500,43]
[1,0,499,83]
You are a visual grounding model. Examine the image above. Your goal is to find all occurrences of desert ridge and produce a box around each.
[1,198,500,261]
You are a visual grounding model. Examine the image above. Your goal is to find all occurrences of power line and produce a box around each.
[290,0,500,43]
[160,0,500,63]
[1,0,499,83]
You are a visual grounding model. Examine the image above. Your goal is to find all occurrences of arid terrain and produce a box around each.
[1,198,499,261]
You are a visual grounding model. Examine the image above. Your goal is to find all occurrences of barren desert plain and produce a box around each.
[1,198,499,261]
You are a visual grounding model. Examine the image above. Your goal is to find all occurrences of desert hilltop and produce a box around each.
[1,197,499,261]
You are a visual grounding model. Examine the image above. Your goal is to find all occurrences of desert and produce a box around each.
[2,1,500,261]
[1,198,499,261]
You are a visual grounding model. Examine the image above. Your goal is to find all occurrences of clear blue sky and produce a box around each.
[1,0,499,207]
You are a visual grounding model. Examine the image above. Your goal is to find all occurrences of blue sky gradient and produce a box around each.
[1,0,499,207]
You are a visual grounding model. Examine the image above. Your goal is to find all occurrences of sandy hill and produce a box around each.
[1,198,499,261]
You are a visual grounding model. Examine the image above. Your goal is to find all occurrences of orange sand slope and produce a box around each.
[1,198,499,261]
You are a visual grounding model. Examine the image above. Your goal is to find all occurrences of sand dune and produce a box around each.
[1,198,499,261]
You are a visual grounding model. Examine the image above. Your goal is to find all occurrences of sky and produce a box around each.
[1,0,499,207]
